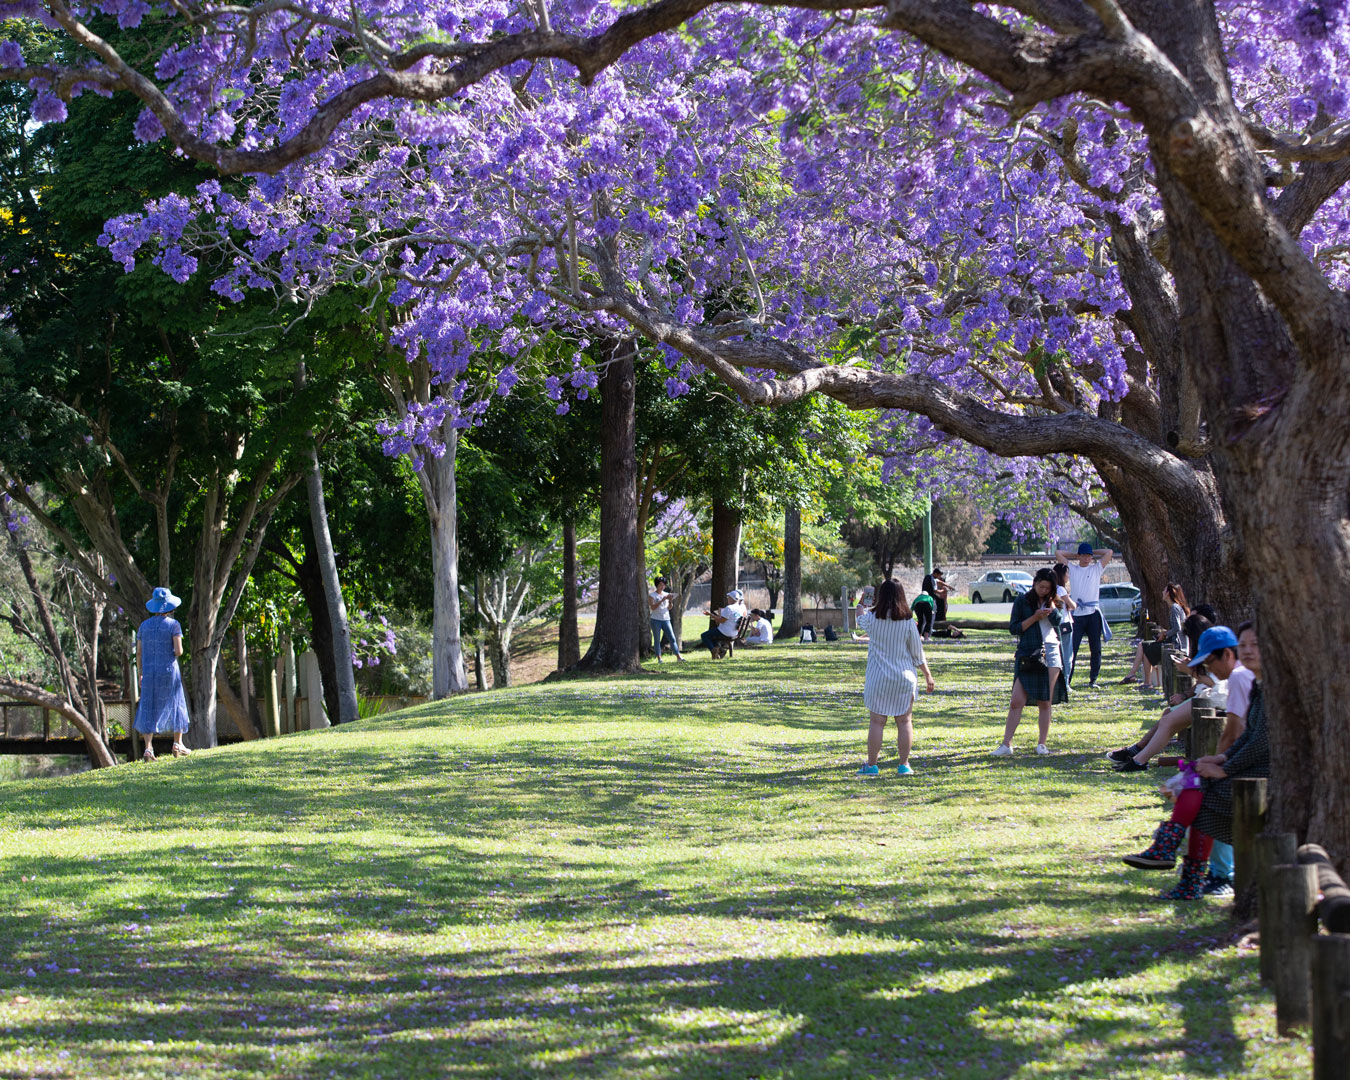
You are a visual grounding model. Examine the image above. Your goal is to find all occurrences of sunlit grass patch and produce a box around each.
[0,632,1306,1078]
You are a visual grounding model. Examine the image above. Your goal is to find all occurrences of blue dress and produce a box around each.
[134,615,191,734]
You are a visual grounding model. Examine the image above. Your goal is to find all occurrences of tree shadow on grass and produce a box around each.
[0,839,1255,1080]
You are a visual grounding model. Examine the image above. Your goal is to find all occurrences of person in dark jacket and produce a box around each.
[993,568,1067,758]
[1121,626,1270,900]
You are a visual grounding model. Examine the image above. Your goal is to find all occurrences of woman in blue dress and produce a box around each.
[135,587,192,761]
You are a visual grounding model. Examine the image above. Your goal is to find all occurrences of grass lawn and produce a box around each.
[0,631,1306,1079]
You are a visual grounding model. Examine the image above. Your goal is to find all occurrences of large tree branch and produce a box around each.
[0,677,116,767]
[588,273,1203,507]
[18,0,723,176]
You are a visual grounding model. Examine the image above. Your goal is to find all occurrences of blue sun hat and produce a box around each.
[1077,542,1094,555]
[146,586,182,613]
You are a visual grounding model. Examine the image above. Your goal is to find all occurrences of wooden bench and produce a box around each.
[711,615,753,659]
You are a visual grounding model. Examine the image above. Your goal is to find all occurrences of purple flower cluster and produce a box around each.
[6,0,1334,519]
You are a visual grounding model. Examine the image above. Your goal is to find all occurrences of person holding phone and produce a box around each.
[994,568,1066,758]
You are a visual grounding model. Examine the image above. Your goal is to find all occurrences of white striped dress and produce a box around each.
[858,611,927,715]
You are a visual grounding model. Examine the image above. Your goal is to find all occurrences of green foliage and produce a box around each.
[800,539,876,606]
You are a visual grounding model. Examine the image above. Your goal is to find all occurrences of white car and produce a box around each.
[967,570,1033,603]
[1097,583,1142,622]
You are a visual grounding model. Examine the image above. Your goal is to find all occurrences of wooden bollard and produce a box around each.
[1257,832,1300,983]
[1232,777,1269,908]
[1269,863,1319,1034]
[1300,845,1350,934]
[1173,666,1193,700]
[1313,934,1350,1080]
[1190,704,1223,759]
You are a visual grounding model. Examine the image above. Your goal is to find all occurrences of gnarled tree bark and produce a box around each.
[571,339,642,674]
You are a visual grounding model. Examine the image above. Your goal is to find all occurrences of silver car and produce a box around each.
[967,570,1033,603]
[1098,583,1142,622]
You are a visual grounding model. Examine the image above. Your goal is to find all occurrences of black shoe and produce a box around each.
[1105,747,1138,764]
[1201,873,1235,897]
[1113,757,1148,773]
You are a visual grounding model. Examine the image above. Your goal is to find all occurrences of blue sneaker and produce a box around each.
[856,764,880,777]
[896,764,913,776]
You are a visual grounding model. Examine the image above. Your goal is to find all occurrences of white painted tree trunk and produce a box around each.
[300,649,329,730]
[425,431,468,697]
[304,444,360,724]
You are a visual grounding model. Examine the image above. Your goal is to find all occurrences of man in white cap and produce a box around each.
[700,589,749,656]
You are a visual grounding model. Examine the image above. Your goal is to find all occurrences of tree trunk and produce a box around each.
[574,339,642,673]
[635,531,653,660]
[1096,461,1245,622]
[1118,0,1350,858]
[426,430,470,696]
[303,444,359,724]
[294,524,341,723]
[779,503,802,639]
[215,656,262,740]
[488,633,512,689]
[186,635,221,750]
[558,518,581,669]
[186,510,222,749]
[474,641,487,690]
[669,558,707,645]
[709,500,742,622]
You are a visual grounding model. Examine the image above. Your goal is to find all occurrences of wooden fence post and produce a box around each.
[1232,777,1269,910]
[1257,832,1300,982]
[1269,862,1319,1034]
[1313,934,1350,1080]
[1189,704,1223,759]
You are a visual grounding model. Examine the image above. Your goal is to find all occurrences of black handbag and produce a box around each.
[1018,653,1047,676]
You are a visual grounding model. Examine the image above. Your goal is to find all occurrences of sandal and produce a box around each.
[141,748,156,763]
[171,744,192,758]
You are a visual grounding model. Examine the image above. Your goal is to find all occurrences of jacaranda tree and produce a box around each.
[4,1,1349,853]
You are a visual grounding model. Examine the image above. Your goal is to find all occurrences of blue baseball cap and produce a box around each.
[1076,542,1094,555]
[1187,625,1239,667]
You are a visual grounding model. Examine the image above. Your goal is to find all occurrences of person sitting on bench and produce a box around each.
[1106,610,1214,766]
[1111,625,1253,773]
[700,589,748,656]
[1121,582,1189,688]
[1121,623,1269,901]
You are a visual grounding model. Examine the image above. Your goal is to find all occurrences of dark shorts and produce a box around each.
[1143,641,1165,666]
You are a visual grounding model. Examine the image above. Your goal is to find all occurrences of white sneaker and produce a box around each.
[1036,743,1050,755]
[992,743,1013,757]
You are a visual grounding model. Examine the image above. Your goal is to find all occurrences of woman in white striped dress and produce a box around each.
[855,580,935,777]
